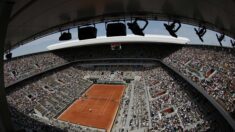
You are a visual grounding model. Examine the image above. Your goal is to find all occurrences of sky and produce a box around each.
[10,20,234,58]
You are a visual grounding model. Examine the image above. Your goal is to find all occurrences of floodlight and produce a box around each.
[106,21,126,37]
[127,18,148,36]
[59,30,72,41]
[78,25,97,40]
[164,20,181,38]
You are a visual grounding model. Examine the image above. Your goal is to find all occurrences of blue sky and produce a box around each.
[10,20,234,58]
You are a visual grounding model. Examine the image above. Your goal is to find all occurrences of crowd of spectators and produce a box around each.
[142,66,215,131]
[7,62,233,131]
[113,83,132,131]
[7,64,143,132]
[163,46,235,114]
[129,81,150,130]
[7,66,95,132]
[11,106,104,132]
[4,43,180,87]
[4,53,67,86]
[83,65,136,82]
[4,44,234,131]
[108,65,231,131]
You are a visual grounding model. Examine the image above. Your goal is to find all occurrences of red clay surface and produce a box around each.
[58,84,126,132]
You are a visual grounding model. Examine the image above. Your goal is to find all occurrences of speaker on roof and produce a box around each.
[106,22,126,37]
[78,25,97,40]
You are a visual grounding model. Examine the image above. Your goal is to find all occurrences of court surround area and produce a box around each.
[58,84,126,132]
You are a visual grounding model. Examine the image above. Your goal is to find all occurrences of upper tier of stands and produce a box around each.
[163,46,235,114]
[4,44,180,86]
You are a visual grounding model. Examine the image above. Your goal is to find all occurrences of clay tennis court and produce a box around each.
[58,84,126,132]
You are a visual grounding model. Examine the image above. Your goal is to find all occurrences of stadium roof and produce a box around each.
[4,0,235,51]
[47,35,190,51]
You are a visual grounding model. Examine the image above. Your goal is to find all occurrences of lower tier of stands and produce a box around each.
[6,63,234,131]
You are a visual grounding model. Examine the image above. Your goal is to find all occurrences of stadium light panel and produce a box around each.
[106,21,126,37]
[59,30,72,41]
[78,25,97,40]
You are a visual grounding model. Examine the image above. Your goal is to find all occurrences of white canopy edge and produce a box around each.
[47,35,190,51]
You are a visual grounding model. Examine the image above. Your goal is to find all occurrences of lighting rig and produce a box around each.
[230,39,235,48]
[59,29,72,41]
[164,20,181,38]
[78,24,97,40]
[216,33,225,47]
[127,18,148,36]
[105,20,127,37]
[194,25,207,42]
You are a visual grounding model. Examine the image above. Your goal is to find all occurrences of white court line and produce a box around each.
[99,89,116,116]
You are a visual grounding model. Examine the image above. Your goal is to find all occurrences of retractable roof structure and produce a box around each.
[3,0,235,51]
